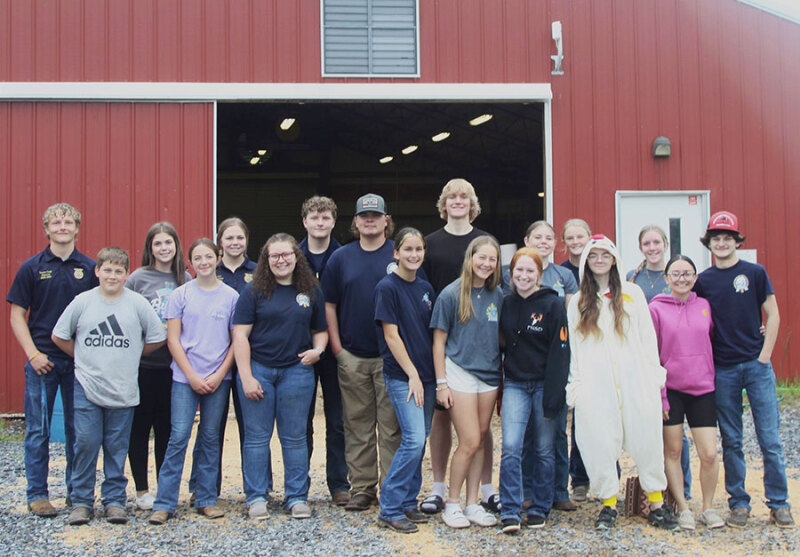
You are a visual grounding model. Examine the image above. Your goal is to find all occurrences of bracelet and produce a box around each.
[28,351,41,362]
[313,347,324,356]
[436,378,448,384]
[436,385,449,392]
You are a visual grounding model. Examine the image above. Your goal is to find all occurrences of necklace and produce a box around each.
[474,286,485,299]
[643,268,663,290]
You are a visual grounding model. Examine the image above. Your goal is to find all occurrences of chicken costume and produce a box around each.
[566,235,667,500]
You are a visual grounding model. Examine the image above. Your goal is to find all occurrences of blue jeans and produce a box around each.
[523,404,569,503]
[568,413,589,487]
[23,357,75,503]
[379,377,434,522]
[153,380,231,513]
[71,381,134,509]
[715,359,790,510]
[307,350,350,495]
[500,380,558,520]
[238,360,315,509]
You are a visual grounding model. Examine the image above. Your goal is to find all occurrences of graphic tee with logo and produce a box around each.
[53,287,167,408]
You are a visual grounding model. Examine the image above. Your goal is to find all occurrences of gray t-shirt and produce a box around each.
[53,287,166,408]
[626,267,670,302]
[429,278,503,385]
[125,268,191,368]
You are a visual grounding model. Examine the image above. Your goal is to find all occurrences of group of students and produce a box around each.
[7,180,793,534]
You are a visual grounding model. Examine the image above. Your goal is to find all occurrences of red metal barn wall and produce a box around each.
[0,102,214,412]
[0,0,798,410]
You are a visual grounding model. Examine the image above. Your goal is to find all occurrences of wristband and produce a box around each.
[436,378,447,384]
[314,347,324,356]
[436,385,449,392]
[29,351,41,362]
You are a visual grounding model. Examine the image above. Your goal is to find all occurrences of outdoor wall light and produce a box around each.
[653,136,671,157]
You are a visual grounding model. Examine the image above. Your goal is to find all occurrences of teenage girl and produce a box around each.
[374,228,436,534]
[498,248,569,533]
[148,239,239,524]
[560,218,592,284]
[233,233,327,520]
[649,255,723,530]
[126,222,189,510]
[431,236,503,529]
[627,224,670,302]
[566,235,678,531]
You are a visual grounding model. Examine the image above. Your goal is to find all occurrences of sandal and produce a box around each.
[420,494,444,515]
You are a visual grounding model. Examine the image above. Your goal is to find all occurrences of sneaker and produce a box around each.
[291,502,312,519]
[442,505,470,529]
[677,509,696,530]
[135,492,155,510]
[501,518,521,534]
[464,503,497,527]
[105,505,129,524]
[700,508,725,529]
[68,506,92,526]
[572,485,589,503]
[770,507,795,529]
[248,501,270,521]
[526,514,546,529]
[481,493,501,513]
[595,506,617,530]
[28,499,58,518]
[726,507,749,528]
[647,505,680,531]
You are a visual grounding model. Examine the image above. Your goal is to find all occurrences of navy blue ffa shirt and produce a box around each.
[694,259,773,366]
[374,273,436,384]
[322,240,395,358]
[216,257,257,294]
[234,283,327,368]
[7,246,98,358]
[299,237,341,280]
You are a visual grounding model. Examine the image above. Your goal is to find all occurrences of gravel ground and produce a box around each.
[1,402,800,556]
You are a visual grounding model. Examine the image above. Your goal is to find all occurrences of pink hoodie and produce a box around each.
[649,292,715,411]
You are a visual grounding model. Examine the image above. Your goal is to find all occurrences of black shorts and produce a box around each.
[663,389,717,428]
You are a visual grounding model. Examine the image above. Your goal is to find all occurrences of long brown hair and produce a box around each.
[457,235,501,323]
[141,221,187,286]
[577,250,627,339]
[251,233,318,300]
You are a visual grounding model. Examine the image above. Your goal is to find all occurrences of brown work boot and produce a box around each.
[332,491,351,507]
[344,492,377,511]
[28,499,58,518]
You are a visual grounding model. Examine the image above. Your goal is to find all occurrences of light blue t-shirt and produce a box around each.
[429,278,503,386]
[164,280,239,383]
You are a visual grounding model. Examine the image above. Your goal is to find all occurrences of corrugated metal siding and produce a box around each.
[0,102,213,412]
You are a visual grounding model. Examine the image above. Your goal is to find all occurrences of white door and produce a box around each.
[615,190,711,274]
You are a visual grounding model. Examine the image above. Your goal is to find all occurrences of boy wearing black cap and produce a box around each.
[322,194,401,511]
[694,211,794,529]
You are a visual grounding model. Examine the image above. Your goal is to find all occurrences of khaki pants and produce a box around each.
[335,348,401,497]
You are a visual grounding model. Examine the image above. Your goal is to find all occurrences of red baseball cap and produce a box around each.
[707,211,739,233]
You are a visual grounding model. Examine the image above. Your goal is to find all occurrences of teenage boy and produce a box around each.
[694,211,794,529]
[322,193,401,511]
[52,247,166,526]
[299,195,351,506]
[7,203,98,517]
[420,178,500,515]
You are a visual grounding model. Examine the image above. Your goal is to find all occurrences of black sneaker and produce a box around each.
[481,493,501,513]
[647,505,680,531]
[501,518,520,534]
[526,514,546,529]
[595,506,617,530]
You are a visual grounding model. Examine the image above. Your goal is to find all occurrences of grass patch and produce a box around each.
[0,419,24,442]
[777,380,800,408]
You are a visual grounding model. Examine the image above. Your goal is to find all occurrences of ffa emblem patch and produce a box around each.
[244,272,253,283]
[296,293,311,308]
[386,262,398,275]
[422,292,432,310]
[73,268,84,279]
[733,274,749,293]
[486,303,498,322]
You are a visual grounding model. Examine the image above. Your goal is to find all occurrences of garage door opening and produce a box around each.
[216,102,545,256]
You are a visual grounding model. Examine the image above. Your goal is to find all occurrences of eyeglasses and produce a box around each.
[268,252,295,262]
[667,271,695,280]
[587,252,613,262]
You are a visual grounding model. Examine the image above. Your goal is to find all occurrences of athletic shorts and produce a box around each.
[663,389,717,428]
[445,357,497,394]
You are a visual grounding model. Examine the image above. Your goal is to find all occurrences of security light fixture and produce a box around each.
[653,136,671,157]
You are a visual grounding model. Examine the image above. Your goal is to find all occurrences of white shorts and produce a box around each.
[445,357,498,394]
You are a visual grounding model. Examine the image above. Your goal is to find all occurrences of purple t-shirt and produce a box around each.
[164,280,239,383]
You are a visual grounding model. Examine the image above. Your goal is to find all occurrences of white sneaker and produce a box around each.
[464,503,497,527]
[677,509,696,530]
[291,502,312,519]
[135,492,155,510]
[249,501,270,520]
[442,505,470,529]
[700,508,725,529]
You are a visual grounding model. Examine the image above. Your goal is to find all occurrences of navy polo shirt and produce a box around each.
[374,273,436,384]
[299,237,341,280]
[234,283,327,368]
[7,246,98,358]
[322,240,396,358]
[216,257,257,294]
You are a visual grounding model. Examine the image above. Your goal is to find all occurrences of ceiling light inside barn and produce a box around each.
[432,131,451,142]
[279,118,296,130]
[257,149,267,155]
[469,114,493,126]
[379,156,393,164]
[249,157,261,165]
[538,192,545,198]
[402,145,418,155]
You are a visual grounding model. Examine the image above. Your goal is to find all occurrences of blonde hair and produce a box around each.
[43,203,81,229]
[436,178,481,222]
[457,236,501,323]
[630,224,668,280]
[561,218,591,240]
